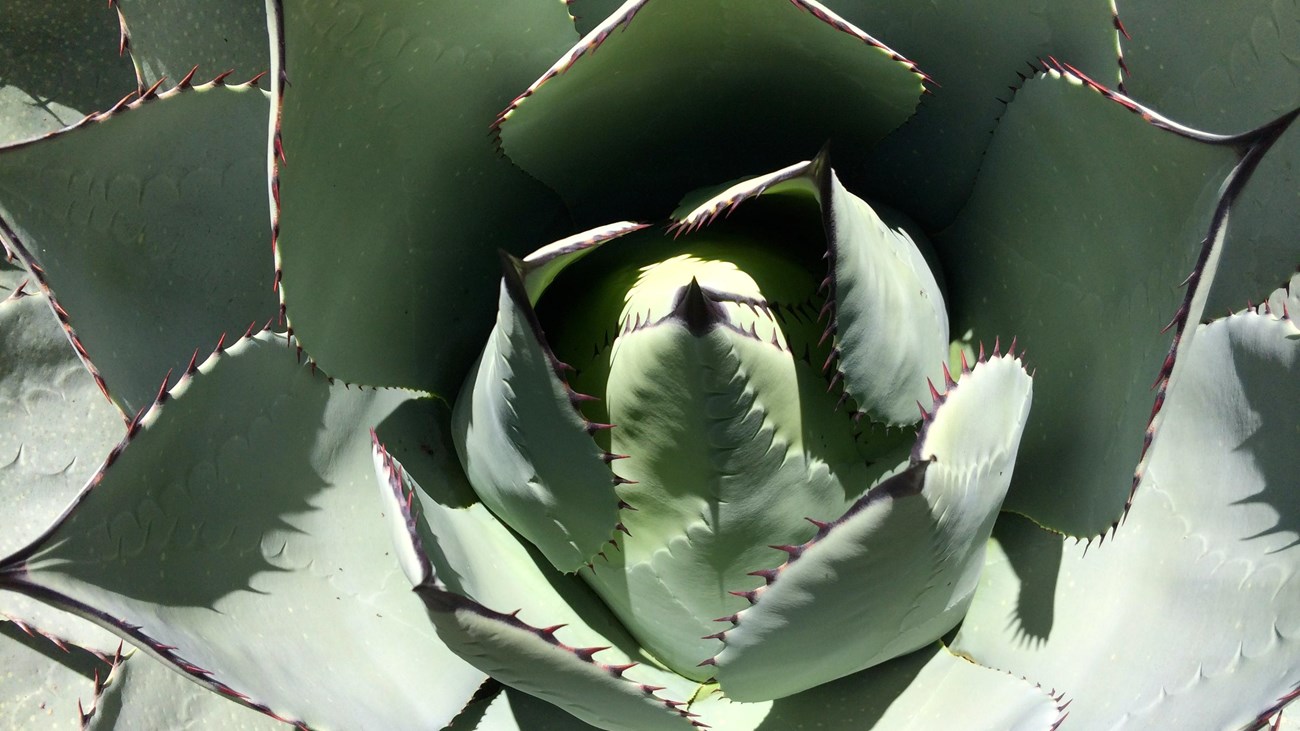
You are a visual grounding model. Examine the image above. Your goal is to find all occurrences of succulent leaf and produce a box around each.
[0,332,487,729]
[452,242,631,573]
[713,352,1033,700]
[817,168,949,426]
[497,0,926,220]
[1118,0,1300,315]
[0,79,277,413]
[938,68,1292,537]
[953,280,1300,728]
[584,262,906,677]
[269,0,578,396]
[83,647,287,731]
[0,289,122,559]
[674,159,950,425]
[0,2,135,143]
[816,0,1121,227]
[112,0,271,92]
[373,437,702,731]
[415,592,701,731]
[0,620,113,729]
[0,286,124,653]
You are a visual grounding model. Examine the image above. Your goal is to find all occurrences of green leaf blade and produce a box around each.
[818,0,1120,227]
[498,0,926,221]
[1118,0,1300,315]
[0,2,136,143]
[270,0,577,395]
[713,353,1032,700]
[954,285,1300,728]
[938,69,1257,536]
[0,332,487,730]
[0,80,278,413]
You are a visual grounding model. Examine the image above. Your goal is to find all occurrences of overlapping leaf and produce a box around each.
[954,279,1300,728]
[270,0,577,396]
[0,332,487,729]
[1119,0,1300,314]
[0,79,277,413]
[939,68,1292,536]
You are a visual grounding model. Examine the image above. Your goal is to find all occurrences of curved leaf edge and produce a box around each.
[2,617,125,727]
[372,438,701,730]
[490,0,932,151]
[109,0,272,96]
[704,349,1029,665]
[0,72,272,419]
[672,151,953,429]
[972,59,1299,542]
[499,248,643,569]
[0,329,326,730]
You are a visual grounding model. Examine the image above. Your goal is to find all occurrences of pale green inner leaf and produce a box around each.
[822,170,949,426]
[715,354,1032,700]
[453,277,621,573]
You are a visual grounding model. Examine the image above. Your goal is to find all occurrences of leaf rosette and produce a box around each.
[0,1,1297,729]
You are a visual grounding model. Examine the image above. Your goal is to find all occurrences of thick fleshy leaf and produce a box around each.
[817,170,948,425]
[0,2,135,143]
[269,0,576,394]
[113,0,270,91]
[938,67,1293,536]
[583,277,907,678]
[0,621,113,730]
[0,287,124,652]
[497,0,925,221]
[1118,0,1300,314]
[0,332,486,730]
[713,353,1032,700]
[674,158,949,425]
[373,438,703,731]
[83,648,288,731]
[696,644,1063,730]
[953,290,1300,729]
[520,221,648,306]
[0,78,277,413]
[452,230,640,573]
[819,0,1121,227]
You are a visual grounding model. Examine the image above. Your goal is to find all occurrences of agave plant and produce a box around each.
[1,1,1297,729]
